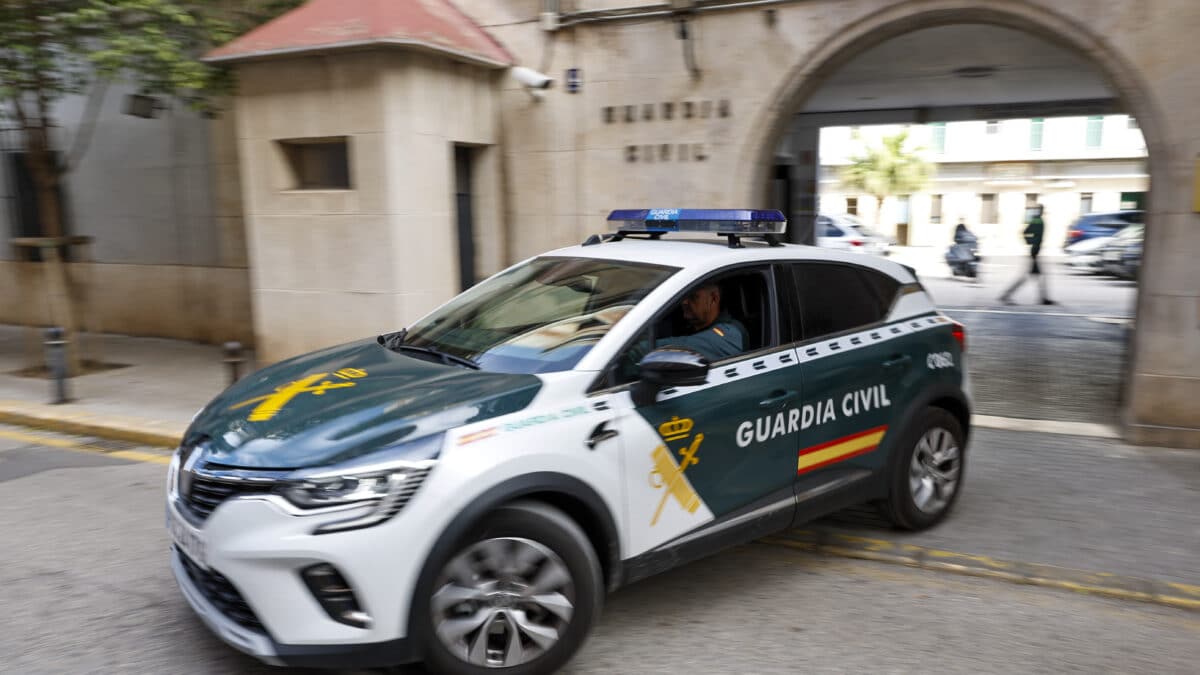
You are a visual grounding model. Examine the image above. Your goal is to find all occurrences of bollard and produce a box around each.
[223,341,246,386]
[44,326,70,404]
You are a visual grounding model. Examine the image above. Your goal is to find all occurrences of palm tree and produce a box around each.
[839,129,933,225]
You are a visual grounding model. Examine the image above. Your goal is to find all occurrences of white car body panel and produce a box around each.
[169,234,964,666]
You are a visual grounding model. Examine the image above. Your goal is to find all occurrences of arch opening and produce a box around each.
[751,7,1162,432]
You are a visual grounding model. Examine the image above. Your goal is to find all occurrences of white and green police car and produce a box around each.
[167,209,970,674]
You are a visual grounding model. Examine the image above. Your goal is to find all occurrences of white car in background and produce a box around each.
[1064,234,1114,271]
[816,214,892,257]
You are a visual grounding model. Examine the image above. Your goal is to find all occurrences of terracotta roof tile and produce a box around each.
[206,0,513,67]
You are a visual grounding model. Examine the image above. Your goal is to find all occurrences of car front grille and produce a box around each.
[177,548,265,634]
[182,474,273,522]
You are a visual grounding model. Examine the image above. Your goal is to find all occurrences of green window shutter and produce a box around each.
[1030,118,1044,151]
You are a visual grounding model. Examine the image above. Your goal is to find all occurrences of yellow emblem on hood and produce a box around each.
[230,368,367,422]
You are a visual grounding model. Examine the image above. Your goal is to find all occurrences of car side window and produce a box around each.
[820,220,843,237]
[858,268,901,314]
[788,263,891,341]
[601,266,775,388]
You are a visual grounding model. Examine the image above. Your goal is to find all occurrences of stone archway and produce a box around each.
[737,0,1178,443]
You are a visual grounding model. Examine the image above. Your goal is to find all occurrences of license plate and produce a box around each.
[168,506,208,568]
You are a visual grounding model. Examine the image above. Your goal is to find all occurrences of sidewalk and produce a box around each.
[0,324,242,446]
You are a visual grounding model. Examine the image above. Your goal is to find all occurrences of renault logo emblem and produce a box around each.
[179,443,205,497]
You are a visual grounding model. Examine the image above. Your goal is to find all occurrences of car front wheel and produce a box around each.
[420,501,603,675]
[880,407,966,530]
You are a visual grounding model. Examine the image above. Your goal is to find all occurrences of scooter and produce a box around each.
[945,230,981,279]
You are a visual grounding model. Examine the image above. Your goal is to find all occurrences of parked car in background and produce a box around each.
[1064,210,1143,248]
[816,214,892,256]
[1064,234,1114,272]
[1098,224,1144,280]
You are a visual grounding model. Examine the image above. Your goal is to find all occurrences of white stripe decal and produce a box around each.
[656,347,796,401]
[653,315,949,401]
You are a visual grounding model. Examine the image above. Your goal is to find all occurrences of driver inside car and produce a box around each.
[653,282,746,362]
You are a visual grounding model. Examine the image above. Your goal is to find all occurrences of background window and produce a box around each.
[930,194,943,224]
[930,122,946,153]
[980,193,998,223]
[1080,192,1094,214]
[1030,118,1044,151]
[1086,116,1104,147]
[279,137,352,190]
[790,263,891,340]
[846,197,858,215]
[985,120,999,135]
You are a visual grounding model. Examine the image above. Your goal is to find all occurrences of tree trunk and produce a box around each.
[25,125,63,239]
[24,124,82,374]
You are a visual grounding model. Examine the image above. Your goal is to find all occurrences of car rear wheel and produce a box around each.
[880,407,965,530]
[420,501,603,675]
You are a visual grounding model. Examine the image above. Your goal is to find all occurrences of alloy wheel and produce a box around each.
[432,537,575,668]
[908,427,962,515]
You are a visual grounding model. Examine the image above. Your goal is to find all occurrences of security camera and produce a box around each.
[512,66,554,90]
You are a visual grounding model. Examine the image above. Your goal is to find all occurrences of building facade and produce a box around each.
[817,116,1148,251]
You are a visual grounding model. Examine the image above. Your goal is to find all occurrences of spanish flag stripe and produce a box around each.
[799,444,879,474]
[799,425,889,456]
[797,426,888,474]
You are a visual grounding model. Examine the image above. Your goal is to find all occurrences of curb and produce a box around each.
[761,529,1200,612]
[973,414,1121,439]
[0,399,184,449]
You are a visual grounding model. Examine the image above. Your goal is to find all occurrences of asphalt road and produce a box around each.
[1,425,1196,674]
[918,256,1137,317]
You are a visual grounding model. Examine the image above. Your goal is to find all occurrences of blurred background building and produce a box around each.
[1,0,1197,446]
[817,115,1148,251]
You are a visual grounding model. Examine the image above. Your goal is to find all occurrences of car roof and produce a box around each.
[540,237,917,283]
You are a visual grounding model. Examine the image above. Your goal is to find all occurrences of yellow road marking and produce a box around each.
[0,427,171,465]
[760,536,1200,612]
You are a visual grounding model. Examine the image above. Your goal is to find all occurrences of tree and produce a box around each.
[0,1,241,241]
[839,129,933,224]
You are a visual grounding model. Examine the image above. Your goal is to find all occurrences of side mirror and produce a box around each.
[631,348,710,406]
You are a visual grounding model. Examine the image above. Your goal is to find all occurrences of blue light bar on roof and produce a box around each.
[607,208,787,234]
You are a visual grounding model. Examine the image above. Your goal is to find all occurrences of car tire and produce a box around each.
[418,501,603,675]
[879,407,966,531]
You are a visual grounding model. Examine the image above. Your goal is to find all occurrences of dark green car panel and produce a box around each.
[184,339,541,469]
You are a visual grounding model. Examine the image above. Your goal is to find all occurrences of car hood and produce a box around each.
[184,339,542,469]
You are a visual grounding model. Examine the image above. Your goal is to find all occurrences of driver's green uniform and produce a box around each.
[655,311,746,361]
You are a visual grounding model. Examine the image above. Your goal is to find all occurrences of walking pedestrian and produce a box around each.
[1000,204,1054,305]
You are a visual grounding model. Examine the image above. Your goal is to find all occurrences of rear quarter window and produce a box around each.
[788,263,896,340]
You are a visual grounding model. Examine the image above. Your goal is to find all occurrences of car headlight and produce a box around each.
[280,432,442,534]
[284,473,397,508]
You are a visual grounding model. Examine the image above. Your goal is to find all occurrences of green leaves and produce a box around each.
[1,0,238,113]
[839,129,934,208]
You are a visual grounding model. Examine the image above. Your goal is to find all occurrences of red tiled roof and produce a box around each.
[205,0,513,67]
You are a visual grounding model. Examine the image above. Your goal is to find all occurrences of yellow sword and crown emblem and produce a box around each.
[649,416,704,526]
[229,368,368,422]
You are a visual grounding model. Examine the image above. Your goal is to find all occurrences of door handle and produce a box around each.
[883,355,912,373]
[586,421,619,450]
[758,389,799,409]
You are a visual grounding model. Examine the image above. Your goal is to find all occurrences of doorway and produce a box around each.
[453,145,477,292]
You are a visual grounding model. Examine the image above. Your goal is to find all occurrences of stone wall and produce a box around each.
[233,51,504,362]
[461,0,1200,444]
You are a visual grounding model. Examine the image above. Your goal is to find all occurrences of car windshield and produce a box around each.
[401,257,678,374]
